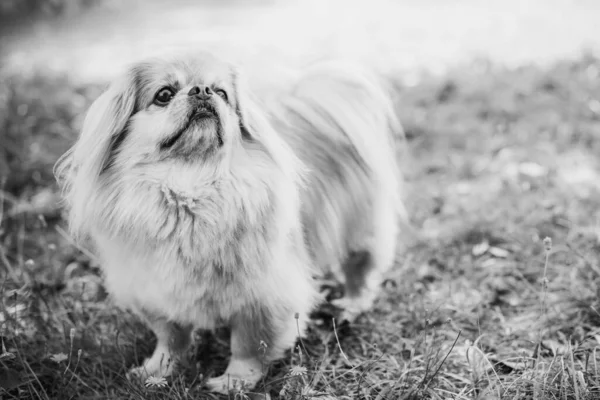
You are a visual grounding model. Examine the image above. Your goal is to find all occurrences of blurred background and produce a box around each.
[2,0,600,81]
[2,1,600,398]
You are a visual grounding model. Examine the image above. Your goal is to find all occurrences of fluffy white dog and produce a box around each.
[55,51,408,393]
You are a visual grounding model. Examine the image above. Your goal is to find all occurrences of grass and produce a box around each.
[1,52,600,399]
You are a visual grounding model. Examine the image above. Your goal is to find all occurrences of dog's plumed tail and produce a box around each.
[271,62,408,311]
[296,62,405,205]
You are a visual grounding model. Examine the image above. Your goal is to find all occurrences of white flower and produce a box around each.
[289,365,307,376]
[144,376,168,388]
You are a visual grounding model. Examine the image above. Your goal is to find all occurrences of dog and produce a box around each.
[55,51,408,393]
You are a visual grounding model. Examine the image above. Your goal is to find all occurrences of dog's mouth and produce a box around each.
[160,104,221,150]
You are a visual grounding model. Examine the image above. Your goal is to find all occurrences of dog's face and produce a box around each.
[69,52,257,182]
[122,54,252,162]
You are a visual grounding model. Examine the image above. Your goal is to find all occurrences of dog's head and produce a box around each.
[56,51,301,240]
[82,52,260,172]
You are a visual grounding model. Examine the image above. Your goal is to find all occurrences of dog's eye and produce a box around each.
[153,87,175,106]
[215,89,228,102]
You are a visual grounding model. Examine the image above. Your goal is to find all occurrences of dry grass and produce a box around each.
[1,53,600,399]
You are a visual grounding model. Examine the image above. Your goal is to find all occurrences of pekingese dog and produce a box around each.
[55,51,408,393]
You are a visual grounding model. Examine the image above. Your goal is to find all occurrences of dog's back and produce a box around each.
[270,63,407,317]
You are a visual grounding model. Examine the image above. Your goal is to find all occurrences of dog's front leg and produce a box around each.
[205,303,300,394]
[127,316,192,382]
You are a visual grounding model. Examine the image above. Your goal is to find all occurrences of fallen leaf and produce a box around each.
[472,241,490,257]
[489,247,510,258]
[481,258,498,268]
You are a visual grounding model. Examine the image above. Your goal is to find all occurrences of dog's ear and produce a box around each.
[72,68,138,180]
[54,67,139,239]
[231,67,256,141]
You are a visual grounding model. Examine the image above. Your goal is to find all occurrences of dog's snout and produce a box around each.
[188,85,213,99]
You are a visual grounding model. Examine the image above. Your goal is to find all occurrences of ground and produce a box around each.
[2,17,600,399]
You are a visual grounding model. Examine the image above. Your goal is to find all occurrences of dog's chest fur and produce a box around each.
[92,166,281,327]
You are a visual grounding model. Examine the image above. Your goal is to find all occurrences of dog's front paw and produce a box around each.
[205,358,263,394]
[331,293,375,323]
[126,365,152,382]
[205,374,253,394]
[126,353,176,384]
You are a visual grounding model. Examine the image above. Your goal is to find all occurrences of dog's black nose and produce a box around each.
[188,86,213,99]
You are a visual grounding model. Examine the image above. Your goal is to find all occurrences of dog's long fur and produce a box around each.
[55,52,407,393]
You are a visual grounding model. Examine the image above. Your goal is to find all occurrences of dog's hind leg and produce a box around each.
[332,193,399,322]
